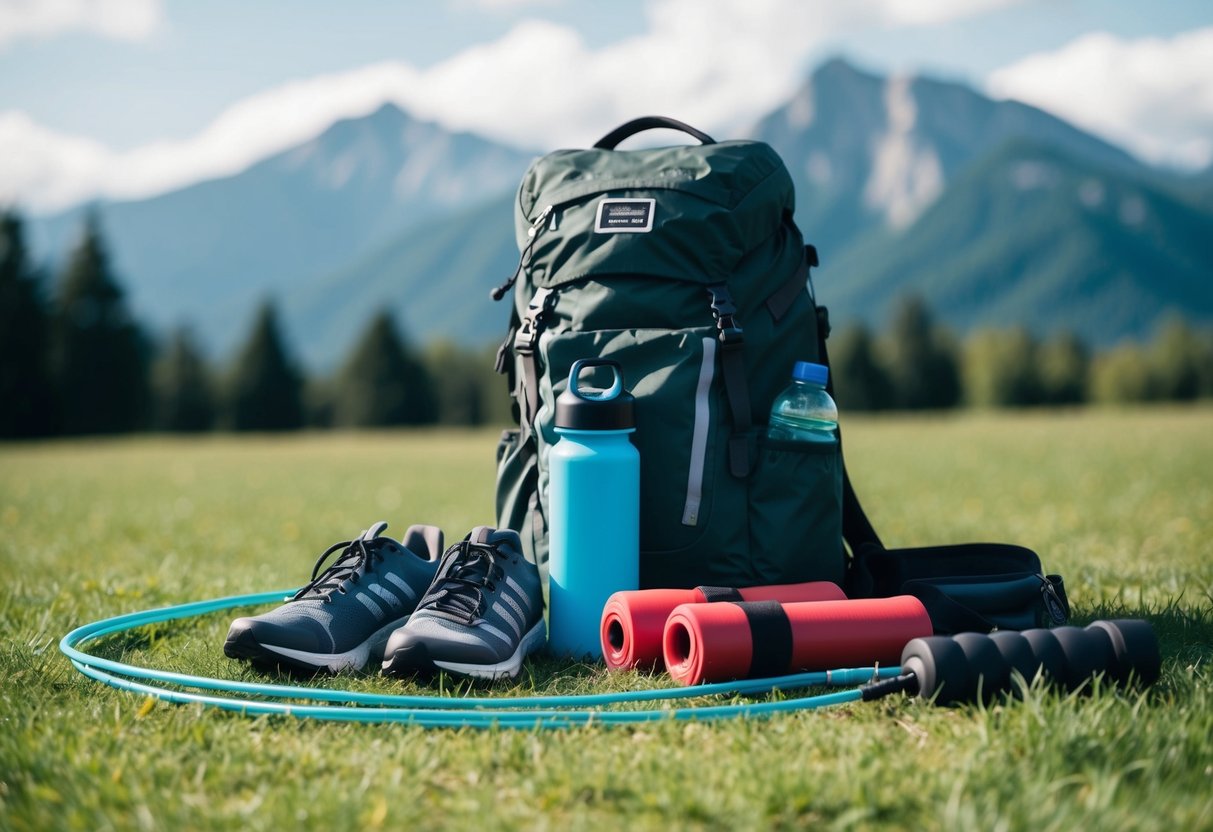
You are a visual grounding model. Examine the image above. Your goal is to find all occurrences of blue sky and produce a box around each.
[1,0,1211,212]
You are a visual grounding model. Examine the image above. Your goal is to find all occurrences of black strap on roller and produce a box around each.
[736,600,794,679]
[697,586,744,603]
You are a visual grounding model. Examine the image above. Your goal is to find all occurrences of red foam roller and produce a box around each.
[600,582,845,670]
[663,595,932,686]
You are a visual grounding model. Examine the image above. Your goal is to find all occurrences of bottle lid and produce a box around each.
[791,361,829,386]
[555,359,635,431]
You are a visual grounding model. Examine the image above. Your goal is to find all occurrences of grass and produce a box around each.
[1,408,1211,831]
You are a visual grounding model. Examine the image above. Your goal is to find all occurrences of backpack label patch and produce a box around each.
[595,198,655,233]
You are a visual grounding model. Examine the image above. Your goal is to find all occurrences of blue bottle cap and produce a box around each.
[791,361,829,386]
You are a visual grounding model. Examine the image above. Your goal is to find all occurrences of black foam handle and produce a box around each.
[897,619,1160,706]
[593,116,716,149]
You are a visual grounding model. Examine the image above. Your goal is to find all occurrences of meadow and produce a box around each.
[1,408,1211,831]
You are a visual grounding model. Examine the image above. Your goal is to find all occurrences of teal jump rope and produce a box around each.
[61,590,900,729]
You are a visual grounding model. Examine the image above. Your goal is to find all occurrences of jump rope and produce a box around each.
[62,585,1160,729]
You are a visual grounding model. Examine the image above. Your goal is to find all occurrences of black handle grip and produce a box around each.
[894,619,1160,706]
[593,116,716,150]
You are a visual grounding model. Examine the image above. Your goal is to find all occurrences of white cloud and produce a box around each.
[0,0,162,49]
[1,0,1027,211]
[988,27,1213,170]
[0,112,111,208]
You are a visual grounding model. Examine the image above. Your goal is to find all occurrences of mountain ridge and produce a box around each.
[28,57,1212,367]
[31,103,534,355]
[821,137,1213,345]
[750,57,1142,251]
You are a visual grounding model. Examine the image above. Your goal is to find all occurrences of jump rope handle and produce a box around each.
[864,619,1161,706]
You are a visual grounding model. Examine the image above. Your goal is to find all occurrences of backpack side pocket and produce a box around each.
[747,434,846,586]
[495,428,548,576]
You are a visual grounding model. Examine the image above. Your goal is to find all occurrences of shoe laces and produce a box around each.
[291,536,384,603]
[415,540,505,623]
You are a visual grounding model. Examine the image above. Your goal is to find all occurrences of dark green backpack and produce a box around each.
[492,117,877,589]
[491,116,1070,632]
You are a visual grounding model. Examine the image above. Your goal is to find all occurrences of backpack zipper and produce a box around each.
[490,205,554,301]
[681,337,717,526]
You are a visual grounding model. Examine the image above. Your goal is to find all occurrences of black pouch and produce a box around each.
[848,541,1069,634]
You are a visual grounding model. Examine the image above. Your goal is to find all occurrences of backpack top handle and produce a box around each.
[593,116,717,150]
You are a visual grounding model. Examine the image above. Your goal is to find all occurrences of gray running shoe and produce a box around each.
[224,522,443,673]
[382,526,546,680]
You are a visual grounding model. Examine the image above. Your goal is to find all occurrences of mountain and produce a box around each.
[820,139,1213,345]
[32,104,534,355]
[749,58,1142,255]
[28,59,1212,369]
[286,61,1211,363]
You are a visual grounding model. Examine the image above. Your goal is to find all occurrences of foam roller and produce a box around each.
[600,581,846,670]
[662,595,932,686]
[895,619,1160,706]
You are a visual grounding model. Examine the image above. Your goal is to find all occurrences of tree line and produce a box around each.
[2,209,1210,439]
[0,210,509,437]
[829,296,1213,412]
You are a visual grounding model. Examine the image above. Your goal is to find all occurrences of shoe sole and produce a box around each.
[223,616,409,674]
[383,619,547,681]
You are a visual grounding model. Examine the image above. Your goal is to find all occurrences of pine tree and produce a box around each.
[1037,331,1089,405]
[962,327,1042,407]
[829,323,893,411]
[881,295,961,410]
[425,340,485,426]
[1091,344,1153,404]
[51,214,150,434]
[1149,317,1212,401]
[225,300,303,431]
[334,311,436,427]
[0,210,56,437]
[152,327,215,432]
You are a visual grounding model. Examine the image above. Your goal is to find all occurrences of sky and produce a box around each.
[1,0,1211,214]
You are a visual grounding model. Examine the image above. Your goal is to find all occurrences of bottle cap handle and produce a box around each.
[568,359,624,402]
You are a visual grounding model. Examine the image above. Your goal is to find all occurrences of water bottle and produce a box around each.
[767,361,839,443]
[548,359,640,660]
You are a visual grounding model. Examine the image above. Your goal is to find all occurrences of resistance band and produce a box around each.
[60,590,900,729]
[62,592,1160,726]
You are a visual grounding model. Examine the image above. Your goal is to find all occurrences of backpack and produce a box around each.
[492,116,877,590]
[491,116,1069,631]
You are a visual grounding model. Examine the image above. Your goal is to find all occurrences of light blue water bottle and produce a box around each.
[548,359,639,660]
[767,361,839,443]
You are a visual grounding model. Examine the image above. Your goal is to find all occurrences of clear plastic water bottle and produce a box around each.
[548,359,639,660]
[767,361,838,443]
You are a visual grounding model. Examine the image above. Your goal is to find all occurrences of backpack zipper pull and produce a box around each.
[490,205,554,301]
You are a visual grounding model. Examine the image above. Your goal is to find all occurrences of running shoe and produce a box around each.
[382,526,546,680]
[224,521,443,673]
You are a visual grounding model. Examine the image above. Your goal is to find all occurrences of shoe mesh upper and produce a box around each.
[392,527,545,666]
[235,528,439,654]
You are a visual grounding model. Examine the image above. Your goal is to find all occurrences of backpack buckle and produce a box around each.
[717,320,743,347]
[513,288,556,355]
[707,284,744,346]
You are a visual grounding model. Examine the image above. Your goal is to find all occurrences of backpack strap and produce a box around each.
[512,287,557,440]
[764,245,817,323]
[707,283,752,478]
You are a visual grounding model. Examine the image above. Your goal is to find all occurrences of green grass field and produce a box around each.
[2,408,1211,831]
